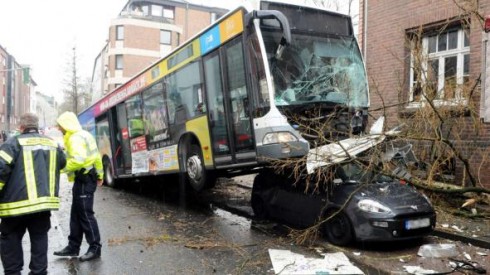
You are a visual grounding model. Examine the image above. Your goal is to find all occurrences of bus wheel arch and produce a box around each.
[102,156,116,188]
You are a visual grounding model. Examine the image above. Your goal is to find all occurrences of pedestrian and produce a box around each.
[0,113,66,275]
[53,111,104,262]
[1,130,6,142]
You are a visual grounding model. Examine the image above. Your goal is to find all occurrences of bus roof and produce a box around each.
[80,2,254,120]
[80,0,353,121]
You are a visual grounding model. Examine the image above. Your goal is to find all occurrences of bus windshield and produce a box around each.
[265,31,368,108]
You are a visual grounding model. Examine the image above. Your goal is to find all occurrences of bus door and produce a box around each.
[115,103,132,174]
[204,38,255,166]
[107,107,124,176]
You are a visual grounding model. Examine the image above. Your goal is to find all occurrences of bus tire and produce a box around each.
[103,159,116,188]
[186,144,207,192]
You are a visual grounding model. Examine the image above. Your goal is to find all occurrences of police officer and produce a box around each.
[53,111,104,262]
[0,113,66,275]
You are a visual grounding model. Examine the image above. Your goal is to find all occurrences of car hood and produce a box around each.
[335,182,434,215]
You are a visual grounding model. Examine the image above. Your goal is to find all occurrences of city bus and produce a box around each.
[79,0,369,192]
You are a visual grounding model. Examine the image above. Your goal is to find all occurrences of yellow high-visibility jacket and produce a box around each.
[57,112,104,182]
[0,130,66,217]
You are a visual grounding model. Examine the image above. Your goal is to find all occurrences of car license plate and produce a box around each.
[405,218,430,230]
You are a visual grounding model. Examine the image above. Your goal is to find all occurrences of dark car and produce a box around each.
[251,153,436,246]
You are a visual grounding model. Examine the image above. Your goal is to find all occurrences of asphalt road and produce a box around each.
[19,175,319,274]
[17,174,489,274]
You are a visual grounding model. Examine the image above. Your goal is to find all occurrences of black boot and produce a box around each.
[53,246,79,257]
[79,250,101,262]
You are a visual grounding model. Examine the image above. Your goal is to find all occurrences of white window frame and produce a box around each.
[409,28,470,108]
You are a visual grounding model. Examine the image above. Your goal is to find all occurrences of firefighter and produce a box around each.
[53,111,104,262]
[0,113,66,275]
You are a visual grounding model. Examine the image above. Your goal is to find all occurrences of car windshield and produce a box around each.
[264,31,368,108]
[336,162,393,184]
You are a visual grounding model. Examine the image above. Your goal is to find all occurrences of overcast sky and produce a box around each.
[0,0,354,103]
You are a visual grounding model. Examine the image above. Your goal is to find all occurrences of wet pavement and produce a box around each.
[18,175,317,274]
[16,174,490,274]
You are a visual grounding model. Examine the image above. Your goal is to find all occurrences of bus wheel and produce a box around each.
[186,144,207,192]
[103,160,116,188]
[321,209,354,246]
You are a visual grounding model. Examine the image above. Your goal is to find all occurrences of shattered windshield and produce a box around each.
[264,31,368,108]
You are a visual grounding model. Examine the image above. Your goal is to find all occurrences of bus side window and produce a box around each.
[166,61,203,124]
[128,118,144,137]
[125,94,143,138]
[174,104,188,124]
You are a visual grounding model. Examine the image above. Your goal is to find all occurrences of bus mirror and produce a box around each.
[245,10,291,59]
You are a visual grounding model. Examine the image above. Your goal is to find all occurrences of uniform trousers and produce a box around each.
[67,169,101,254]
[0,211,51,275]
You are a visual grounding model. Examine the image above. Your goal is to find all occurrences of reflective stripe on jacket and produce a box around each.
[57,112,103,181]
[0,131,67,217]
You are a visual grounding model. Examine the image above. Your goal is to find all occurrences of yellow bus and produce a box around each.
[79,0,369,191]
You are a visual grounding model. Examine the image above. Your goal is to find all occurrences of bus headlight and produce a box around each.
[263,132,298,145]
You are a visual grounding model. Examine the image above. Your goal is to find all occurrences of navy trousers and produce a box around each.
[68,169,101,254]
[0,211,51,275]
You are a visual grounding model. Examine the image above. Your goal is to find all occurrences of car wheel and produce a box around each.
[251,172,271,220]
[103,159,116,188]
[322,209,354,246]
[186,144,207,192]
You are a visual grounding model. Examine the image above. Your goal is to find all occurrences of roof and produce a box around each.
[120,0,229,16]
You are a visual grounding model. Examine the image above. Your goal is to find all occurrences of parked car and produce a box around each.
[252,163,436,245]
[251,127,436,246]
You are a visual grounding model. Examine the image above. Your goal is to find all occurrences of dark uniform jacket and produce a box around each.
[0,129,66,217]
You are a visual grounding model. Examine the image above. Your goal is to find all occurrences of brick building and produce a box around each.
[0,45,35,134]
[91,0,228,100]
[359,0,490,189]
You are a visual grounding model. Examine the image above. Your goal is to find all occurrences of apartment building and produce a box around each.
[0,44,35,133]
[91,0,228,101]
[359,1,490,188]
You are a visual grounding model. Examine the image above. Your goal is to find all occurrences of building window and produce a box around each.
[116,25,124,40]
[160,30,171,45]
[151,5,163,17]
[115,55,123,70]
[410,27,470,105]
[211,13,217,23]
[163,6,174,19]
[142,5,149,16]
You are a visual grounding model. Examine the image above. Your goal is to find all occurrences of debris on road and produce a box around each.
[404,265,438,274]
[268,249,364,274]
[417,243,459,258]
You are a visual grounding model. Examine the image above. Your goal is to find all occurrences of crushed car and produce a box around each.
[251,117,436,245]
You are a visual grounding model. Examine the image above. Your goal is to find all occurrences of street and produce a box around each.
[27,175,316,274]
[17,174,489,275]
